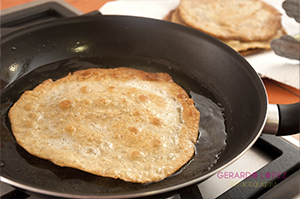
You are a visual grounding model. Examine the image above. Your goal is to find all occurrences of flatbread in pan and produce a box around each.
[8,67,200,183]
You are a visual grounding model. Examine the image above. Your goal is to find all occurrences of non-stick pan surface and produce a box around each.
[0,15,267,198]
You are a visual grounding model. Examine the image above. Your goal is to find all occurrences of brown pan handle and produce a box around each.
[263,102,300,135]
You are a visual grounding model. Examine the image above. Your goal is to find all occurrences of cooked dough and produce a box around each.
[178,0,283,41]
[168,8,285,54]
[8,67,200,183]
[164,0,286,55]
[221,29,286,53]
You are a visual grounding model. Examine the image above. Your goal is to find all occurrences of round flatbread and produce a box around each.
[178,0,283,41]
[8,67,200,183]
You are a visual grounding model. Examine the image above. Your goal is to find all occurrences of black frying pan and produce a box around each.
[1,15,299,198]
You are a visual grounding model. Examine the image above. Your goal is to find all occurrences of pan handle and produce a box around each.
[263,102,299,135]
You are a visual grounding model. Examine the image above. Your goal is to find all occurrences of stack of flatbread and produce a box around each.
[164,0,286,56]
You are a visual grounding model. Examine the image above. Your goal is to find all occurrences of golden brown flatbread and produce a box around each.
[177,0,283,41]
[221,28,286,53]
[8,67,200,183]
[164,0,286,55]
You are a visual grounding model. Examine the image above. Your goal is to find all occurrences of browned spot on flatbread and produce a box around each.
[59,100,73,109]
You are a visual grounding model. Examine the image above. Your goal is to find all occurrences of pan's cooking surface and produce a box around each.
[1,56,227,196]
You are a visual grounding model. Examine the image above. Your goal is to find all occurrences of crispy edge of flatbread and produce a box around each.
[221,28,286,54]
[8,67,200,183]
[163,9,175,21]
